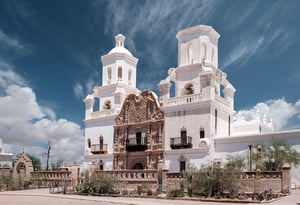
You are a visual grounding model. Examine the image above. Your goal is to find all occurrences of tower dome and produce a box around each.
[108,34,132,56]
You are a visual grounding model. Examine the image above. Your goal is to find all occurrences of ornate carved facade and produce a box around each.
[113,91,164,170]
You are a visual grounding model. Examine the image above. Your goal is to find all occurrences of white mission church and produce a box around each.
[83,25,300,186]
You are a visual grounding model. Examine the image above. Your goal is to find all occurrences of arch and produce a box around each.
[169,81,176,98]
[99,135,104,150]
[12,152,34,179]
[118,66,122,81]
[200,43,207,61]
[184,83,194,95]
[215,109,218,135]
[178,155,186,172]
[200,127,205,139]
[93,97,100,112]
[187,43,193,64]
[132,163,144,170]
[99,160,104,171]
[16,162,26,174]
[180,127,187,144]
[128,69,132,84]
[211,47,215,64]
[107,67,112,84]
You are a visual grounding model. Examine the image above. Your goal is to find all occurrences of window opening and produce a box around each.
[180,161,186,172]
[200,127,205,138]
[87,138,91,148]
[215,109,218,135]
[118,67,122,81]
[136,132,142,145]
[181,127,187,144]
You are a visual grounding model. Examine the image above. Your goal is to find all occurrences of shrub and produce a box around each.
[92,172,118,194]
[167,188,184,197]
[82,182,96,194]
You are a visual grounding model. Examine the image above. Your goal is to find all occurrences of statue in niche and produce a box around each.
[102,100,111,110]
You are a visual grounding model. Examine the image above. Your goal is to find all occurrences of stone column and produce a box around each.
[281,163,291,192]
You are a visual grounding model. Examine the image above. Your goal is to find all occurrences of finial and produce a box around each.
[115,34,125,47]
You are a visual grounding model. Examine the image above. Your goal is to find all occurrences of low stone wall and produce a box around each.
[239,167,291,193]
[0,167,11,177]
[92,167,291,194]
[30,171,72,188]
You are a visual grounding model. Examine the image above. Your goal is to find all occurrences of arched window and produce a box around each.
[87,138,91,148]
[99,160,104,171]
[187,43,193,64]
[228,116,231,136]
[128,69,132,82]
[178,155,186,172]
[211,48,215,64]
[107,67,111,84]
[200,127,205,138]
[215,109,218,135]
[118,67,122,81]
[99,135,104,150]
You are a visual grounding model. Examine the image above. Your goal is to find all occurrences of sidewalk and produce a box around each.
[1,188,300,205]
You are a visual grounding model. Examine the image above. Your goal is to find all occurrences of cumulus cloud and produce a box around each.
[0,69,84,166]
[235,98,300,130]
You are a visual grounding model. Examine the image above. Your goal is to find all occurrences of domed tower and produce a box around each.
[84,34,139,169]
[158,25,235,172]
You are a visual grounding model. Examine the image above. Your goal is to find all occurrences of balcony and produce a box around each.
[90,144,108,154]
[170,136,192,149]
[126,137,147,152]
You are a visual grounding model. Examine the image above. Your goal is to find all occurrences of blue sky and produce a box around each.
[0,0,300,165]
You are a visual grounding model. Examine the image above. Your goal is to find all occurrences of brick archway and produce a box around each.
[12,152,34,180]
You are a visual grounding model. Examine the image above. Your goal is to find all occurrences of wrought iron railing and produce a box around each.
[170,136,192,149]
[91,144,108,154]
[126,137,147,152]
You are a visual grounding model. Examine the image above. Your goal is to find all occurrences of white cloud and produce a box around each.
[235,98,300,130]
[0,62,26,87]
[0,69,84,167]
[73,72,99,99]
[73,82,84,98]
[0,30,25,50]
[221,2,295,70]
[93,1,216,68]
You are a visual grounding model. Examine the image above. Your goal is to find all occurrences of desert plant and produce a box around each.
[91,172,118,194]
[167,188,184,197]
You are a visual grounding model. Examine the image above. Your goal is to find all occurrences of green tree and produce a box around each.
[28,155,41,171]
[252,139,300,171]
[188,155,245,198]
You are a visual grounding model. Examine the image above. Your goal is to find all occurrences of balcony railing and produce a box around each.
[91,144,108,154]
[170,136,192,149]
[126,137,147,152]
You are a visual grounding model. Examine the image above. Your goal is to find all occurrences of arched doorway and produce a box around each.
[132,163,144,170]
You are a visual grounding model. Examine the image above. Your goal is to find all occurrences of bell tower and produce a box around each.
[101,34,138,88]
[84,34,139,162]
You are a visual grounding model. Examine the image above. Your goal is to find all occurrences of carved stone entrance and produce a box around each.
[113,91,165,170]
